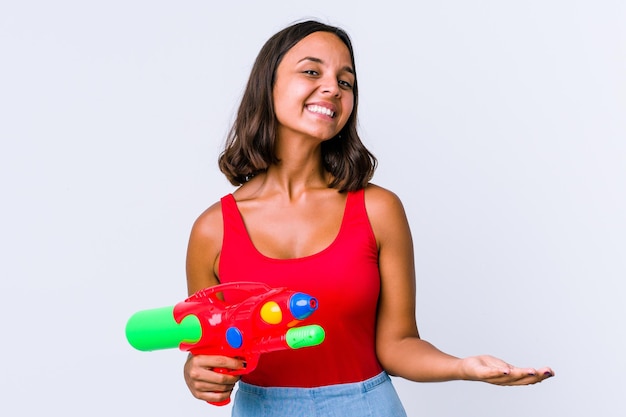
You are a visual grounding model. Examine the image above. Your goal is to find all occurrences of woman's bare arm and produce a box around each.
[365,185,554,385]
[183,201,244,403]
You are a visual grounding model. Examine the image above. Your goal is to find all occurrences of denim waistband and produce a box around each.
[237,371,391,399]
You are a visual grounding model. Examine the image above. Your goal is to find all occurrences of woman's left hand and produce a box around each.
[460,355,554,386]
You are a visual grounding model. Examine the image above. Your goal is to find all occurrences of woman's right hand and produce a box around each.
[183,354,245,404]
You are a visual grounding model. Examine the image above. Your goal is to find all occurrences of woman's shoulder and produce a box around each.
[363,183,406,214]
[190,199,225,241]
[186,198,229,292]
[363,183,411,242]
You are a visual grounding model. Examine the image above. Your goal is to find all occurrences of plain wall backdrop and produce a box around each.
[1,1,624,416]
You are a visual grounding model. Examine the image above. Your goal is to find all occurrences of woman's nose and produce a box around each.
[320,76,340,97]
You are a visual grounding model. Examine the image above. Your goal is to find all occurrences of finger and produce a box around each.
[191,373,239,390]
[538,366,555,378]
[486,368,554,386]
[187,372,238,399]
[206,368,242,385]
[195,377,237,391]
[475,363,515,380]
[187,366,241,387]
[191,385,234,403]
[191,354,246,371]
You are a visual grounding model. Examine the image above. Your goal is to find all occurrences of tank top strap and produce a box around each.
[344,188,365,220]
[220,193,256,255]
[220,193,241,229]
[342,188,377,251]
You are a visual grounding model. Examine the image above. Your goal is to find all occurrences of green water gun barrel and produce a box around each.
[125,306,202,351]
[285,325,325,349]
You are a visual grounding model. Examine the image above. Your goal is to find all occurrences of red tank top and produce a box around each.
[218,189,383,387]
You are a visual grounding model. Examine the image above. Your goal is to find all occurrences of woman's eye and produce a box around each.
[338,80,353,89]
[303,70,319,76]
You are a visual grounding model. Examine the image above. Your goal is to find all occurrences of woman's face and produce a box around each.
[272,31,355,143]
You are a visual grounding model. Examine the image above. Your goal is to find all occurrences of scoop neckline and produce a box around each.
[226,191,352,262]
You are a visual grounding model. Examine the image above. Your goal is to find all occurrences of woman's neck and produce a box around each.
[260,134,330,199]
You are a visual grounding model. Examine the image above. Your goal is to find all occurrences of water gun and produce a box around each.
[125,282,325,406]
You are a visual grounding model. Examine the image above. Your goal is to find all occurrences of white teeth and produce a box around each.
[307,105,335,118]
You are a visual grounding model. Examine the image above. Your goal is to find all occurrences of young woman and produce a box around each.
[183,20,554,417]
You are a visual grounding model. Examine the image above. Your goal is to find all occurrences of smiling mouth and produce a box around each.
[306,104,335,118]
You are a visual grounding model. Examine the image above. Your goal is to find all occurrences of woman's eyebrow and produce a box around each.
[297,56,354,74]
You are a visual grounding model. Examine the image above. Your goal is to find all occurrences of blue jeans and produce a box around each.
[231,371,407,417]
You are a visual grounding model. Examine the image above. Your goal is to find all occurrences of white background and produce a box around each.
[1,1,624,416]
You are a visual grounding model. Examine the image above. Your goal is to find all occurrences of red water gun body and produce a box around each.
[126,282,325,406]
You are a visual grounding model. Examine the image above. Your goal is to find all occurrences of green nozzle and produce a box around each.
[285,324,325,349]
[125,306,202,351]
